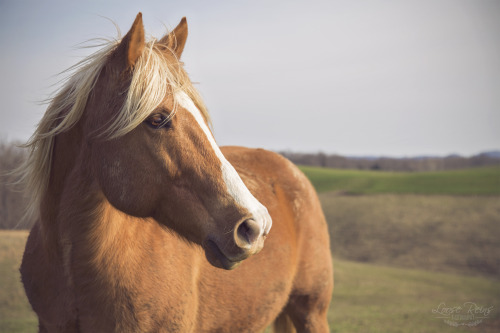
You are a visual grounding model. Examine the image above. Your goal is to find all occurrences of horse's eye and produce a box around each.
[145,114,170,129]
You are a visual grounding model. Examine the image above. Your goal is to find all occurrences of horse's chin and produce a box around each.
[203,239,242,270]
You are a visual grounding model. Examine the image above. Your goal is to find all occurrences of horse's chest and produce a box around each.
[72,244,201,332]
[75,271,199,332]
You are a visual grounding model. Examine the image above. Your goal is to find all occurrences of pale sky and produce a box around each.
[1,0,499,157]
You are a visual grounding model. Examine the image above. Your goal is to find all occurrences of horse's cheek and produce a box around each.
[98,154,158,217]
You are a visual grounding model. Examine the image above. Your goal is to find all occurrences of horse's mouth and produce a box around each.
[203,239,242,270]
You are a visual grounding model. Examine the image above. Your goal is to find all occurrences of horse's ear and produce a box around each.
[112,13,145,70]
[159,17,188,59]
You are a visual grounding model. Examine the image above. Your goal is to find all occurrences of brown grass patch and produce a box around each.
[320,194,500,277]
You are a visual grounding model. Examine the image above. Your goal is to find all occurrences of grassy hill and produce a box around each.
[1,231,499,333]
[299,165,500,195]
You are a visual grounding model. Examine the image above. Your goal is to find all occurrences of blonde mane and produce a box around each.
[18,33,209,223]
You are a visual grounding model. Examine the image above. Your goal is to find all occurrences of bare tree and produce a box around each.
[0,141,32,229]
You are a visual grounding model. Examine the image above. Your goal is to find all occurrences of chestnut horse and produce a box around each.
[20,13,333,333]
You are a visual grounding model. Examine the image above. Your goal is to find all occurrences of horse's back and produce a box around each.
[220,146,333,332]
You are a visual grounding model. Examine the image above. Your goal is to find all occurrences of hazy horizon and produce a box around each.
[1,0,499,157]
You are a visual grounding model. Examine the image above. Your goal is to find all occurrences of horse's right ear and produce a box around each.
[110,13,145,71]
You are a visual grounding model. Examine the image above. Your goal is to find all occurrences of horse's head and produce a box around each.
[82,14,271,270]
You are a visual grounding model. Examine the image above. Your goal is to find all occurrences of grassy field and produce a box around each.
[320,194,500,277]
[1,231,499,333]
[0,231,37,333]
[299,165,500,195]
[329,259,500,332]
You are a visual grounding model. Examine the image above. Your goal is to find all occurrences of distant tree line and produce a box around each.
[279,151,500,171]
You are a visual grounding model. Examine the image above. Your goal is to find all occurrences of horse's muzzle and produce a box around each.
[203,213,271,270]
[203,239,242,270]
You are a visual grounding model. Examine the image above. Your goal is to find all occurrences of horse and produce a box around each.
[19,13,333,333]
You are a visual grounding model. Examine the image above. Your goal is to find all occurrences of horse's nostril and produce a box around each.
[236,219,261,246]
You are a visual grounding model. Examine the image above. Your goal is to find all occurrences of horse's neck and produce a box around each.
[38,126,126,256]
[36,127,83,257]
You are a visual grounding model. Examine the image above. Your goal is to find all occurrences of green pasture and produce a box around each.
[299,165,500,195]
[330,260,500,333]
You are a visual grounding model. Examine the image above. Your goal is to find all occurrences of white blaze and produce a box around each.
[175,92,272,237]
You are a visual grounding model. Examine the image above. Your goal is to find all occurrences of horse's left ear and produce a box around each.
[111,12,145,71]
[159,17,188,59]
